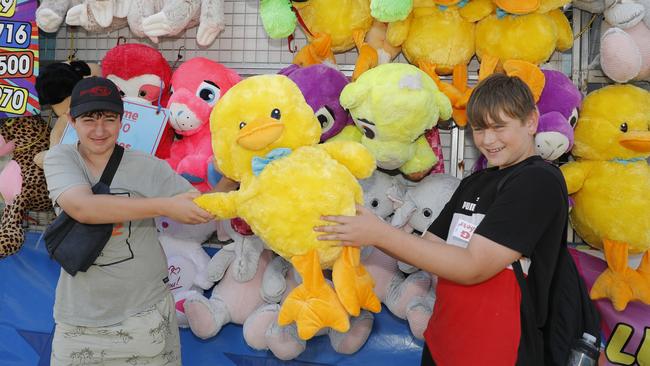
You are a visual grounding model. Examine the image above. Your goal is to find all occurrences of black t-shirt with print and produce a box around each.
[425,155,568,365]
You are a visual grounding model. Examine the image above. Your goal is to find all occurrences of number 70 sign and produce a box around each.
[0,0,38,119]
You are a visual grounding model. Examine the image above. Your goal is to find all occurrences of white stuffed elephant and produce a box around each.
[390,173,460,338]
[358,171,433,339]
[183,228,275,339]
[154,216,219,327]
[36,0,82,32]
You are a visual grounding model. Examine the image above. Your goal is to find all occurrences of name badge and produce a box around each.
[452,218,477,243]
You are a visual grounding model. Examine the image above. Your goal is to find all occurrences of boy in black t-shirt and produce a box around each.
[315,74,568,365]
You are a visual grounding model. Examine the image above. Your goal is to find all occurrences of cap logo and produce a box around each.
[79,86,112,97]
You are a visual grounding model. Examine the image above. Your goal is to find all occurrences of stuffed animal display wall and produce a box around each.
[194,74,380,340]
[561,84,650,311]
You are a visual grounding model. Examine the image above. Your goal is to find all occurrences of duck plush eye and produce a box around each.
[620,122,628,133]
[196,81,221,106]
[315,106,335,133]
[271,108,281,120]
[239,122,246,129]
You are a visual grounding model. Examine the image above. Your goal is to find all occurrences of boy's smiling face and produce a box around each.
[71,111,122,157]
[472,110,538,169]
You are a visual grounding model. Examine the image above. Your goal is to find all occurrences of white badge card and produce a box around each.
[446,213,485,248]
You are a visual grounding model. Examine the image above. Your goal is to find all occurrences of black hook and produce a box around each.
[172,46,185,69]
[116,36,127,46]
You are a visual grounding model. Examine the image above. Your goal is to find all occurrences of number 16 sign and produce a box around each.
[0,0,39,118]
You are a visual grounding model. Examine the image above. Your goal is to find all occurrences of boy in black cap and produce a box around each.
[44,77,212,365]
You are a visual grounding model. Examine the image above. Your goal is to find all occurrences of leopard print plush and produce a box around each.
[0,116,52,258]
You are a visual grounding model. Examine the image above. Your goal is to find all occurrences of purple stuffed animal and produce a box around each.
[535,70,582,161]
[279,64,352,142]
[472,69,582,172]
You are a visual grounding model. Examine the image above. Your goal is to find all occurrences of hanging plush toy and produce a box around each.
[132,0,225,46]
[534,69,580,161]
[475,0,573,79]
[0,117,52,258]
[165,57,241,192]
[259,0,381,79]
[574,0,650,83]
[370,0,413,22]
[36,0,82,32]
[34,60,101,168]
[279,64,352,142]
[194,74,380,340]
[101,43,174,159]
[386,0,495,126]
[561,84,650,311]
[339,63,452,180]
[65,0,129,32]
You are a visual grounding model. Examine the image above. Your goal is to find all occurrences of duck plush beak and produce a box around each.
[495,0,540,14]
[619,131,650,152]
[237,117,284,151]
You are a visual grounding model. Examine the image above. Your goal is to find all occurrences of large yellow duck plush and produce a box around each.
[475,0,572,79]
[561,84,650,311]
[386,0,494,126]
[194,75,381,339]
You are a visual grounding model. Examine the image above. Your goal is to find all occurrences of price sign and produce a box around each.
[0,0,38,119]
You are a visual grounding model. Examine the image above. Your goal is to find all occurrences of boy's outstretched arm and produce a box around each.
[57,187,213,225]
[315,205,521,285]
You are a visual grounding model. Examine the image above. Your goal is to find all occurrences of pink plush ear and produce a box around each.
[0,135,15,156]
[0,160,22,205]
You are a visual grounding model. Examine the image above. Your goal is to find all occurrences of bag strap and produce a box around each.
[98,145,124,187]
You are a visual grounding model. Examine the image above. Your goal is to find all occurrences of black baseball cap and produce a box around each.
[69,76,124,118]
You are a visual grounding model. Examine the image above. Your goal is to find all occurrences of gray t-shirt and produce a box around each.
[44,144,192,327]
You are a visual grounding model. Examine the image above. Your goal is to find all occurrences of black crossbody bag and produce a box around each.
[44,145,124,276]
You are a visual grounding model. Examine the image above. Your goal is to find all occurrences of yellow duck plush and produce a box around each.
[195,75,381,340]
[290,0,384,80]
[339,63,452,180]
[475,0,572,79]
[386,0,494,126]
[561,84,650,311]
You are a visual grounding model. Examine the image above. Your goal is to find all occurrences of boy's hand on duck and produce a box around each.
[164,192,214,224]
[315,204,386,247]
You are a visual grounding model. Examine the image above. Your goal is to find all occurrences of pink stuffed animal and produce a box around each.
[165,57,241,192]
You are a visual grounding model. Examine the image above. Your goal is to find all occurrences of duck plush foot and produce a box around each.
[635,251,650,305]
[333,246,382,316]
[352,29,379,81]
[278,249,350,340]
[590,239,650,311]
